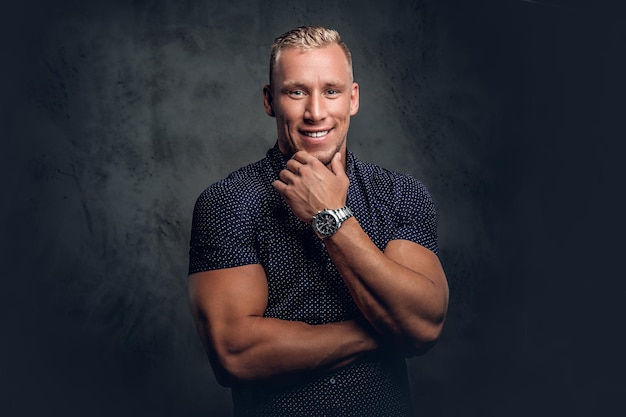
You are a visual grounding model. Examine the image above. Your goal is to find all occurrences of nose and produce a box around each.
[304,93,326,122]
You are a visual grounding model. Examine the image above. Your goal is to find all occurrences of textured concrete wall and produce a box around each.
[2,0,624,416]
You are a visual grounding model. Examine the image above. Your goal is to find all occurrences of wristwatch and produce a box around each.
[312,206,353,239]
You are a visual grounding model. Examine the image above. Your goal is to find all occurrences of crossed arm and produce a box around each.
[188,265,379,386]
[188,151,448,385]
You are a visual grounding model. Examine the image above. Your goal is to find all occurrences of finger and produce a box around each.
[278,168,297,184]
[285,158,303,175]
[272,179,287,194]
[291,150,316,165]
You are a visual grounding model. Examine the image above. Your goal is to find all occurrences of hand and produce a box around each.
[272,151,349,223]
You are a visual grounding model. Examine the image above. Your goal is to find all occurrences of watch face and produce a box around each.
[314,212,338,237]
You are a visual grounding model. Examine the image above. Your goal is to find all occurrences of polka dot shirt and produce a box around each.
[189,144,438,416]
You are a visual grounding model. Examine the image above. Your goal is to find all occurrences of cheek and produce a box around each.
[276,100,301,118]
[334,100,353,117]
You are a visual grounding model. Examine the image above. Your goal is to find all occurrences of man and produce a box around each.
[188,26,448,416]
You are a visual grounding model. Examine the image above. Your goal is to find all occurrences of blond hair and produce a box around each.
[269,26,353,84]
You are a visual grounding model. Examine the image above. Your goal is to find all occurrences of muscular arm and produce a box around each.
[273,151,449,355]
[323,220,448,354]
[188,264,379,386]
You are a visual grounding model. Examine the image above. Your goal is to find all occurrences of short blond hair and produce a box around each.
[269,26,353,85]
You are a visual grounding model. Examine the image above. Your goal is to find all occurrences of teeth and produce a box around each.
[304,130,329,138]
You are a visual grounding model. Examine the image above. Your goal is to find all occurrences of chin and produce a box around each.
[282,137,343,165]
[290,144,333,164]
[306,149,335,166]
[308,142,345,166]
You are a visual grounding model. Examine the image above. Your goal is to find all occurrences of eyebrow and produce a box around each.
[280,80,347,90]
[280,81,306,90]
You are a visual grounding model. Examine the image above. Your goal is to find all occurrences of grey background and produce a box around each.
[2,0,624,416]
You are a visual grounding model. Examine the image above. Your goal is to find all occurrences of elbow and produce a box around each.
[209,350,248,386]
[191,315,260,385]
[375,308,447,356]
[217,353,250,385]
[410,291,449,355]
[412,321,444,355]
[192,325,257,386]
[209,357,236,387]
[403,315,446,356]
[199,341,242,387]
[211,341,261,385]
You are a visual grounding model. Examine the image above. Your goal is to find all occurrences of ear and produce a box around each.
[350,82,360,116]
[262,85,276,117]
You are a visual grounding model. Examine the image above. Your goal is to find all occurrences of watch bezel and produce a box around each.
[313,210,340,238]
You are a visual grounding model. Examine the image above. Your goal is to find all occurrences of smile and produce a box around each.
[302,130,330,138]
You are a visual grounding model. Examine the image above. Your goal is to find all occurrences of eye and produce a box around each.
[325,89,341,97]
[288,90,306,98]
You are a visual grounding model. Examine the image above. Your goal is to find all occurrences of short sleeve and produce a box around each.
[188,183,259,275]
[392,176,439,255]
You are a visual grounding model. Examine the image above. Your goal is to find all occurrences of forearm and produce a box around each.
[197,314,378,385]
[189,265,380,386]
[323,218,448,353]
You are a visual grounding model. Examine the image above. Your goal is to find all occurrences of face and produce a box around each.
[263,43,359,166]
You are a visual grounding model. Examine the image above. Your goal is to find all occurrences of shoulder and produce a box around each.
[350,154,433,205]
[194,157,275,214]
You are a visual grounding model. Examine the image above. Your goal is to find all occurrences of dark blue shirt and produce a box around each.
[189,144,438,416]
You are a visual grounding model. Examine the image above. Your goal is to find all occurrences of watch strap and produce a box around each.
[333,206,353,224]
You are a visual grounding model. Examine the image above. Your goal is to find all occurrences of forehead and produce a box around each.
[274,44,352,84]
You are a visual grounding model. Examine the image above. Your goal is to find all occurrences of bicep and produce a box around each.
[188,264,269,340]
